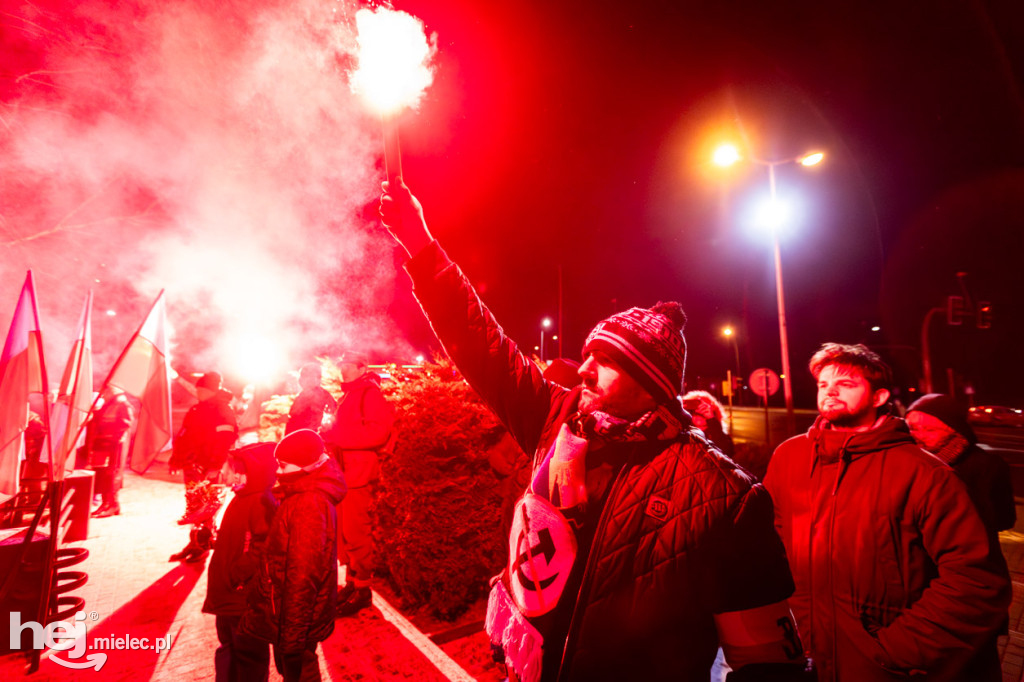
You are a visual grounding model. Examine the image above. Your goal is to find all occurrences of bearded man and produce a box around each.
[379,177,810,682]
[764,343,1009,681]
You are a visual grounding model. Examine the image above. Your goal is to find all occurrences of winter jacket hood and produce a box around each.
[341,370,381,392]
[234,442,277,495]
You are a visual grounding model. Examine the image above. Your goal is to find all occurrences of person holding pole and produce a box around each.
[379,178,810,682]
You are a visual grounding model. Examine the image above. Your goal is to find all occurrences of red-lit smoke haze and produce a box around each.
[0,0,422,385]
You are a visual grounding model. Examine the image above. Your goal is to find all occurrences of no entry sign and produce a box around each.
[749,368,780,398]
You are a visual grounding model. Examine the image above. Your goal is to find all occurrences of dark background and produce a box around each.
[2,0,1022,408]
[388,0,1024,408]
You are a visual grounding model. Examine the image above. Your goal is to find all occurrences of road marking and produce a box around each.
[371,591,476,682]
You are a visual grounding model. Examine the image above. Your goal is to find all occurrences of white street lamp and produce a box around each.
[713,145,825,436]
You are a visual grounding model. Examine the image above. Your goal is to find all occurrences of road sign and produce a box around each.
[750,368,780,398]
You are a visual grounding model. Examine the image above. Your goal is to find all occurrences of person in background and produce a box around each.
[169,371,239,562]
[765,343,1010,681]
[322,350,395,617]
[239,429,346,682]
[86,387,134,518]
[202,442,279,682]
[286,362,336,435]
[906,393,1016,540]
[683,390,735,457]
[906,392,1016,669]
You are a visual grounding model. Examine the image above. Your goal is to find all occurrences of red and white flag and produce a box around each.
[102,291,172,473]
[48,292,93,481]
[0,272,49,502]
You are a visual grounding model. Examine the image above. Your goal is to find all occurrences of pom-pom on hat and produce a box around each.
[275,429,327,473]
[583,301,687,405]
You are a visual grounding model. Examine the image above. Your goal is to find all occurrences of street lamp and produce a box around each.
[722,326,741,380]
[722,325,742,429]
[540,317,553,363]
[714,144,824,436]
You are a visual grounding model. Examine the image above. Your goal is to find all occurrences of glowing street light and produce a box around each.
[712,144,741,167]
[722,326,741,377]
[713,145,826,436]
[540,317,553,364]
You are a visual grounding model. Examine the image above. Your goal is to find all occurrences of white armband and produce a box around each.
[714,600,805,669]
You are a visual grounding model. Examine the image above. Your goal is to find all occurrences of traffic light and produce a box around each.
[977,301,992,329]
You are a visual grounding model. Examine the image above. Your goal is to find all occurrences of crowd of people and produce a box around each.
[61,176,1015,682]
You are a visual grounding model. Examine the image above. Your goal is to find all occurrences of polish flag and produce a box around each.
[102,291,173,473]
[0,272,49,502]
[47,292,94,481]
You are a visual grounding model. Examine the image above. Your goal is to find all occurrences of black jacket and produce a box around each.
[239,457,346,653]
[202,443,278,616]
[406,241,795,681]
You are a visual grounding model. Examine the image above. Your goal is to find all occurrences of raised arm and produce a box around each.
[379,178,573,456]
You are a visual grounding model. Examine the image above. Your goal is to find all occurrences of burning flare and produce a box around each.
[350,7,437,116]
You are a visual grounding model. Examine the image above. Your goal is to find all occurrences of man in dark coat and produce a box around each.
[906,393,1017,540]
[765,344,1010,682]
[239,429,346,682]
[202,442,279,682]
[380,178,809,682]
[171,371,239,483]
[169,371,239,562]
[86,387,133,517]
[906,392,1017,670]
[285,363,336,435]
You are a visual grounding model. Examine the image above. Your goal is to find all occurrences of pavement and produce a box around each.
[0,467,491,682]
[2,467,1024,680]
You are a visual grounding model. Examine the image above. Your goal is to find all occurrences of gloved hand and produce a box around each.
[379,176,434,258]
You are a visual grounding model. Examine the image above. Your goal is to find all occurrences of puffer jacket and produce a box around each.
[764,415,1011,682]
[239,457,346,653]
[406,242,796,681]
[323,373,394,488]
[202,442,279,616]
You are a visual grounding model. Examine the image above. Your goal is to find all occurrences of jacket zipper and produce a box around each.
[556,444,638,682]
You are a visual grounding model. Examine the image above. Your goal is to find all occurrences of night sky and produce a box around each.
[2,0,1022,408]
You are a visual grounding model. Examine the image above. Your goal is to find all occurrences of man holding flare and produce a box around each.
[378,177,812,682]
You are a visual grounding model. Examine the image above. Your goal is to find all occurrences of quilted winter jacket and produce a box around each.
[406,242,796,681]
[764,416,1011,682]
[239,457,346,653]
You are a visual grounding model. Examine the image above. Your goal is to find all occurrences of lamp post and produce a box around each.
[722,325,741,430]
[714,145,824,437]
[722,325,741,378]
[540,317,552,364]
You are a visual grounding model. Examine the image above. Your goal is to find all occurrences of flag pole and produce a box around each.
[64,290,166,461]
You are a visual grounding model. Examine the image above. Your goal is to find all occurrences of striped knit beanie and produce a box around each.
[583,302,687,405]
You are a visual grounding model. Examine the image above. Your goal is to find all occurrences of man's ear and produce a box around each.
[872,388,891,408]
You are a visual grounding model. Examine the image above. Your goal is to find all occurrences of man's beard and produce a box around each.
[578,387,600,414]
[822,402,874,428]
